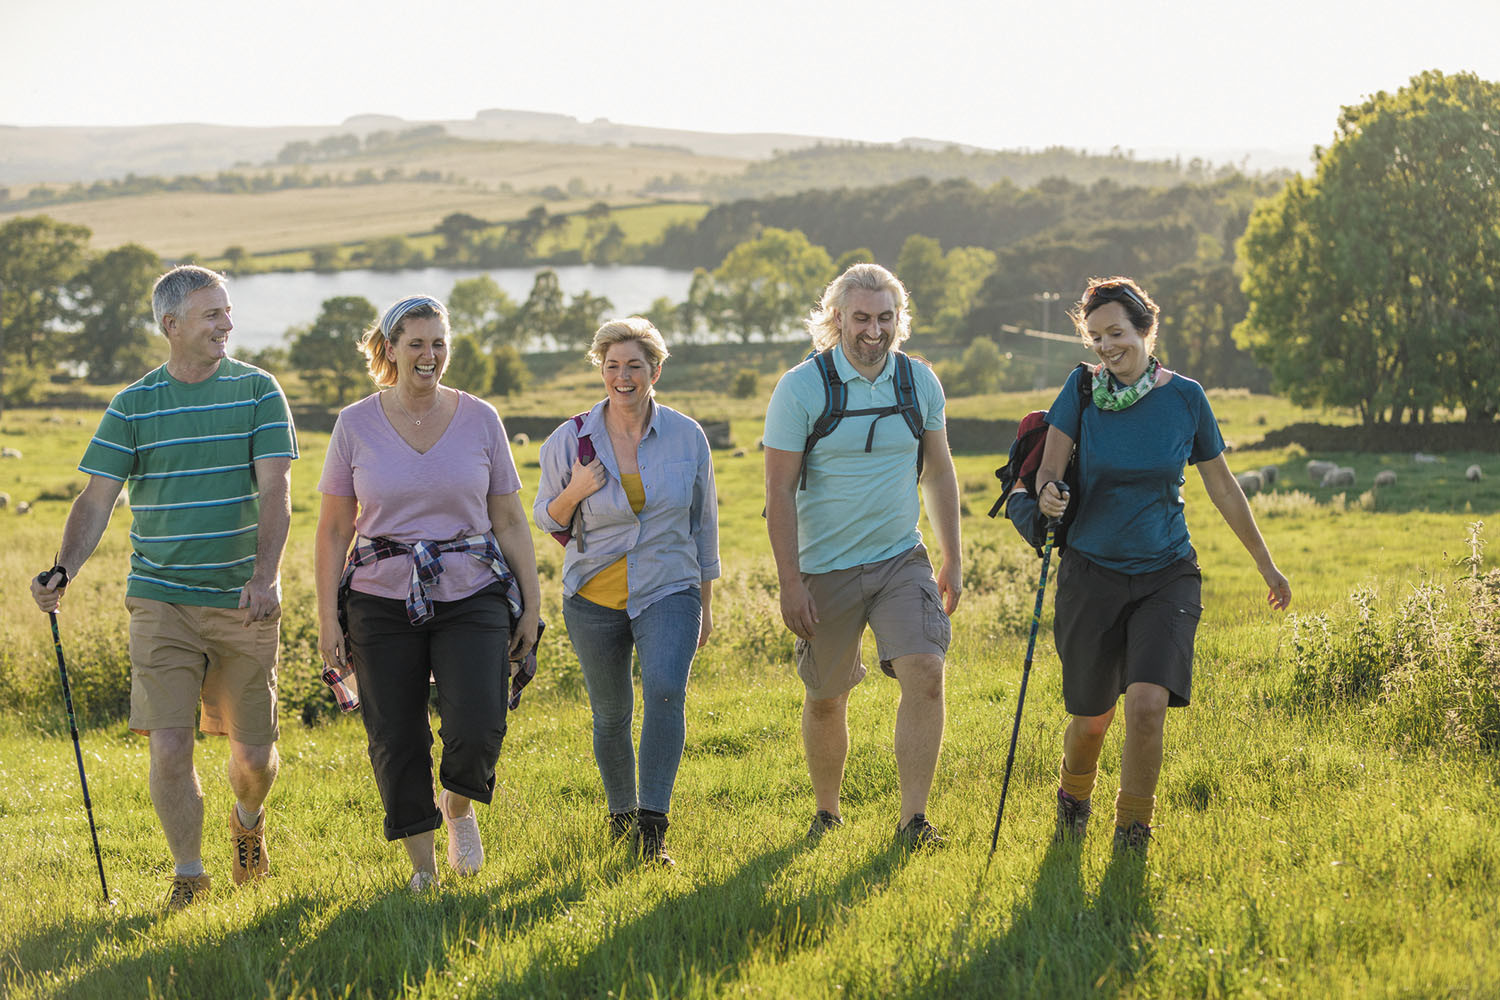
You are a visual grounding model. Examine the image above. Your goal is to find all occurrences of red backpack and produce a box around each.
[549,413,595,549]
[987,363,1091,556]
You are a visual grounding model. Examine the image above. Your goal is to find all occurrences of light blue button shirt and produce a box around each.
[534,399,720,618]
[763,345,946,575]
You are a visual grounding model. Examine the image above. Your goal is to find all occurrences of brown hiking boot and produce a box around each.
[166,872,212,911]
[1054,789,1092,843]
[230,805,270,884]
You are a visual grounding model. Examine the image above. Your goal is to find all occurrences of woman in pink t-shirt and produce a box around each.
[313,295,541,893]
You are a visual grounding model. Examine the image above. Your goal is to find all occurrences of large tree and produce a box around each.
[288,295,376,405]
[1236,70,1500,424]
[70,243,163,383]
[712,228,833,343]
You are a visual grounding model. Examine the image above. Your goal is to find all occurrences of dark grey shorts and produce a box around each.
[1052,549,1203,717]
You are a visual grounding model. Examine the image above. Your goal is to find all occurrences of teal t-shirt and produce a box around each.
[1045,366,1224,574]
[763,346,946,575]
[78,358,299,607]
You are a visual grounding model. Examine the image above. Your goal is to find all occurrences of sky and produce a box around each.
[4,0,1497,167]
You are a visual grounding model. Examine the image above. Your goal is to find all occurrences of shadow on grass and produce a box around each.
[892,839,1158,996]
[488,835,909,996]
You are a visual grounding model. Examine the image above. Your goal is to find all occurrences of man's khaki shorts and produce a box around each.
[795,543,951,700]
[126,596,280,744]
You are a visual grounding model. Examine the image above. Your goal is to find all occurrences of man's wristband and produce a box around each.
[37,564,70,589]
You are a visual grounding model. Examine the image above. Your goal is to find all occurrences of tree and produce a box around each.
[561,291,614,351]
[1236,70,1500,423]
[435,213,489,263]
[70,243,162,383]
[490,344,531,396]
[444,335,494,396]
[0,215,91,369]
[288,295,376,405]
[937,337,1008,396]
[712,228,833,343]
[834,247,876,272]
[933,245,997,340]
[447,276,518,349]
[896,234,950,335]
[515,269,566,350]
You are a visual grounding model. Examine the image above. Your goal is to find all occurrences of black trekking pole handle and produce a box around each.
[37,569,110,903]
[987,484,1068,865]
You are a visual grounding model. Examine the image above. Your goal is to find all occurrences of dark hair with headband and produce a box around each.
[358,295,449,387]
[1068,276,1160,349]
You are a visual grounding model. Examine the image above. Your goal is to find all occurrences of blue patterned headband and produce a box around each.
[380,295,445,339]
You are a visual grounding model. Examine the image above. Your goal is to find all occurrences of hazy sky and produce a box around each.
[5,0,1496,163]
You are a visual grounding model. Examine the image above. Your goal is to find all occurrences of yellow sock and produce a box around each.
[1059,757,1097,801]
[1115,791,1156,830]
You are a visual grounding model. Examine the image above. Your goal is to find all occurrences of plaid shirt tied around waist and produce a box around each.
[326,533,543,713]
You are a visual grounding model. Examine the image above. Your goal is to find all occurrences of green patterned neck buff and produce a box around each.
[1091,356,1164,411]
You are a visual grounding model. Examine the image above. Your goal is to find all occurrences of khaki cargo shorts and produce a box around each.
[795,543,951,700]
[126,596,280,744]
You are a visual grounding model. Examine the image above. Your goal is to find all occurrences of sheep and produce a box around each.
[1235,471,1264,496]
[1413,452,1439,464]
[511,432,530,448]
[1320,467,1356,488]
[1374,470,1397,487]
[0,447,21,459]
[0,492,9,508]
[732,448,747,458]
[1258,465,1279,486]
[1467,464,1483,482]
[1307,460,1337,484]
[15,501,31,515]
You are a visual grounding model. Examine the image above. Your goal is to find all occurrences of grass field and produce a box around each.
[0,398,1496,998]
[5,141,745,258]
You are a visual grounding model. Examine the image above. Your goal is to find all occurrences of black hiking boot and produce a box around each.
[807,810,844,841]
[894,813,946,851]
[633,810,674,867]
[608,809,637,844]
[1054,789,1092,844]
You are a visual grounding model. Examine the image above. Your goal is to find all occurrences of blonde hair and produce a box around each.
[358,296,449,388]
[805,263,912,352]
[587,317,670,370]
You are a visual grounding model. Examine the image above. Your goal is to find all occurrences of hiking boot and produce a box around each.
[633,812,674,867]
[408,870,438,895]
[895,813,946,851]
[1113,821,1152,856]
[608,810,637,844]
[440,789,484,876]
[1054,789,1092,844]
[807,809,844,841]
[166,872,212,911]
[229,806,269,885]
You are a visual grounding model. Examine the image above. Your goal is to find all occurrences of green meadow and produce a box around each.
[0,399,1496,998]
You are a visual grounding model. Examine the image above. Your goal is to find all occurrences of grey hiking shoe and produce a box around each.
[807,810,843,841]
[1054,789,1092,843]
[1113,821,1152,856]
[895,813,946,850]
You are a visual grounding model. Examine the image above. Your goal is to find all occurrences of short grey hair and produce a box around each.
[152,265,227,335]
[805,263,912,352]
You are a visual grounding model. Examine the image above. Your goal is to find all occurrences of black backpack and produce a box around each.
[987,362,1092,556]
[796,347,926,490]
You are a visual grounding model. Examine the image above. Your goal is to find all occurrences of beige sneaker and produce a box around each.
[230,805,270,884]
[167,872,212,911]
[440,789,484,876]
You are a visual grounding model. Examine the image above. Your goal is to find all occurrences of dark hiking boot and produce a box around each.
[1113,821,1152,856]
[608,809,637,844]
[633,811,674,867]
[1054,789,1092,844]
[895,813,946,851]
[807,810,844,841]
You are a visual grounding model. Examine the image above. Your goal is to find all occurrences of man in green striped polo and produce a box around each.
[31,265,298,910]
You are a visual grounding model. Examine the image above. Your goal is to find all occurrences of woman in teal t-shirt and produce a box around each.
[1035,276,1292,857]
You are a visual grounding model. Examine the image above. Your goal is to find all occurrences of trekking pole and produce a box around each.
[987,485,1067,865]
[37,570,110,903]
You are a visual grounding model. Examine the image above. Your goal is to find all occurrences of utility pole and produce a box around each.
[1031,291,1060,389]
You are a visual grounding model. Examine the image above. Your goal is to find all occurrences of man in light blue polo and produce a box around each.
[764,263,963,849]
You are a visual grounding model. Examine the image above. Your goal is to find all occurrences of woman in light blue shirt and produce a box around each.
[534,317,719,865]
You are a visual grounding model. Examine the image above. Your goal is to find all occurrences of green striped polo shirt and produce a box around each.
[79,358,299,608]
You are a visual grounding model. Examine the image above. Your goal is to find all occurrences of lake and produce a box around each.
[224,265,696,353]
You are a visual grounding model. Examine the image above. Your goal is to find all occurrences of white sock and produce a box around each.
[174,860,205,877]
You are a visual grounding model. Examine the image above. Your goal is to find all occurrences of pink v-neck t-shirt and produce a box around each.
[319,390,522,602]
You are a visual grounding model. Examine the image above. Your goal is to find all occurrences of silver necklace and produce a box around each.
[390,390,440,426]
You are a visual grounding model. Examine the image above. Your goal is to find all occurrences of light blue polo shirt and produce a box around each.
[764,345,946,575]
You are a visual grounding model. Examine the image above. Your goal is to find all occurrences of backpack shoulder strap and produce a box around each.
[893,351,926,480]
[798,349,846,490]
[571,412,595,464]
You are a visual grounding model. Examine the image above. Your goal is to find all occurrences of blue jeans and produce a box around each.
[562,588,702,815]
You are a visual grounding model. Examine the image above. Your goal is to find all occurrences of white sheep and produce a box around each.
[0,447,21,459]
[16,500,31,515]
[0,492,9,508]
[1320,467,1356,488]
[1374,470,1397,487]
[1413,452,1439,464]
[1307,460,1336,484]
[1258,465,1279,486]
[1467,464,1483,482]
[511,432,530,448]
[1235,471,1264,496]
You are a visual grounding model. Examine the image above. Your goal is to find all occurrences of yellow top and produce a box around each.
[575,473,646,610]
